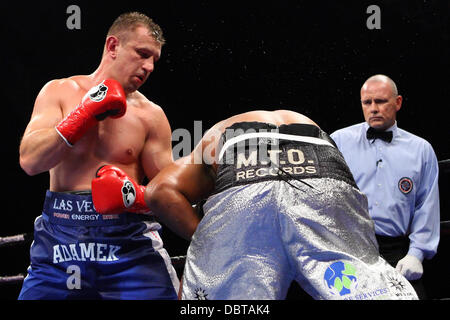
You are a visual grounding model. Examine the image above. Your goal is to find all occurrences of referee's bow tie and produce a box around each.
[366,127,393,143]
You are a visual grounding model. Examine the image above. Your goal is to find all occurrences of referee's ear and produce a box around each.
[395,95,402,112]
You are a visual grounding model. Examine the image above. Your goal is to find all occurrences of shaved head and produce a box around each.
[362,74,398,97]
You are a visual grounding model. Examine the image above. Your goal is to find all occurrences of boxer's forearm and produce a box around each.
[146,185,201,240]
[19,128,69,175]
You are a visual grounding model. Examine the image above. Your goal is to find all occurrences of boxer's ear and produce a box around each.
[105,35,119,59]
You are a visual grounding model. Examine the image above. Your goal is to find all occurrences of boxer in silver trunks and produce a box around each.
[145,109,418,300]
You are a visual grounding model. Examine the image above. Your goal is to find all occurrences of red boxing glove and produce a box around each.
[91,165,150,214]
[55,79,127,146]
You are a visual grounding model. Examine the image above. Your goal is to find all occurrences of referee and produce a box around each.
[331,74,440,299]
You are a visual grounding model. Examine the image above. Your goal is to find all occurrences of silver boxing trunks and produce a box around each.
[181,122,417,300]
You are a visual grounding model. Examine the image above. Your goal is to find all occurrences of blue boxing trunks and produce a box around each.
[181,122,418,300]
[18,191,179,300]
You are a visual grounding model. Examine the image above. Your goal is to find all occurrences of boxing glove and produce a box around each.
[55,79,127,146]
[91,165,150,214]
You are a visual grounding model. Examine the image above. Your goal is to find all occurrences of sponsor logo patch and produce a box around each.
[324,261,358,296]
[398,177,413,194]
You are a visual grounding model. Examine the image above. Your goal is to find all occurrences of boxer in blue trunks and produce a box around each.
[20,191,178,299]
[18,12,192,299]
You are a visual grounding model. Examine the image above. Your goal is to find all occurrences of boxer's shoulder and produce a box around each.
[128,90,158,108]
[128,90,166,120]
[41,75,90,98]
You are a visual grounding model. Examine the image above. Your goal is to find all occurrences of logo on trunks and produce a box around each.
[87,81,108,102]
[194,287,209,300]
[53,242,121,264]
[324,261,358,297]
[122,180,136,208]
[398,177,413,194]
[385,272,415,298]
[323,261,390,300]
[234,147,318,182]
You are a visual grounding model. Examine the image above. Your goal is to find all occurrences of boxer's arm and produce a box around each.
[139,103,174,181]
[146,130,218,240]
[140,103,208,240]
[146,155,215,240]
[19,80,71,175]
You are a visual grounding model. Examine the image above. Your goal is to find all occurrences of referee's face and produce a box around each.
[360,81,402,130]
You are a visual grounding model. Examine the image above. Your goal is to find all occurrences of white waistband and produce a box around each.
[218,132,335,160]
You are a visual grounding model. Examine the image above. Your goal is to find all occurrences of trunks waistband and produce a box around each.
[42,190,153,226]
[213,123,357,193]
[218,131,335,161]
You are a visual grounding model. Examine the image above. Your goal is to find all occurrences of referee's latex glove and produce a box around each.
[395,255,423,280]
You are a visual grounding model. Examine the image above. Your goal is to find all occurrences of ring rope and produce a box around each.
[0,274,25,284]
[0,233,32,248]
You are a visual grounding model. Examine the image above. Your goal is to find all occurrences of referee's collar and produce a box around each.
[363,121,398,136]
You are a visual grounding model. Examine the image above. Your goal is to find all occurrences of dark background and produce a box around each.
[1,0,449,299]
